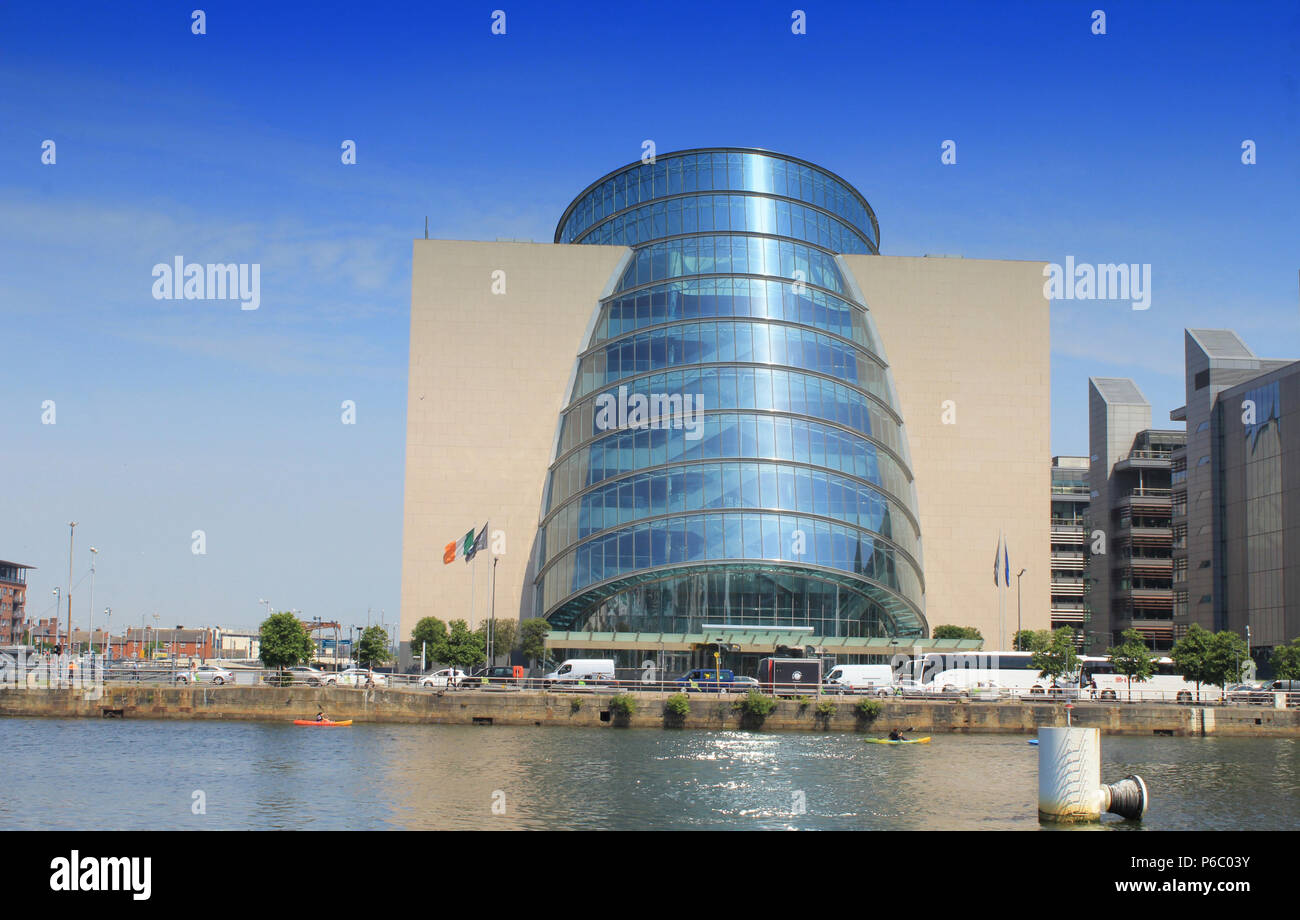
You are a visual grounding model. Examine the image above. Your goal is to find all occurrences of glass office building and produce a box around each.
[534,149,926,640]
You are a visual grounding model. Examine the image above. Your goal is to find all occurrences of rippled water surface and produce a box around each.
[1,718,1295,830]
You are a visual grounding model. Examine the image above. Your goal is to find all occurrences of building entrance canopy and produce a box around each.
[543,630,982,656]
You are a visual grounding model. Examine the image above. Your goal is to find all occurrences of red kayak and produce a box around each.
[292,719,352,727]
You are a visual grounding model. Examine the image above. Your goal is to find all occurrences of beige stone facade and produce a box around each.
[402,244,1050,652]
[841,255,1052,646]
[401,240,629,646]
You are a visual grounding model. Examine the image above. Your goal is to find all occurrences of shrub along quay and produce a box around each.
[1,685,1298,736]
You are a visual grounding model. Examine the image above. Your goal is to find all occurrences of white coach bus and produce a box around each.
[913,651,1071,696]
[1078,656,1201,702]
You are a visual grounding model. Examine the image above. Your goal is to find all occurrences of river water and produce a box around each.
[1,717,1294,830]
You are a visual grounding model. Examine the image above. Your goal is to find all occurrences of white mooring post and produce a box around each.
[1038,727,1148,823]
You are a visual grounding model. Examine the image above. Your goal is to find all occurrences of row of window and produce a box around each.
[563,365,904,461]
[573,319,893,407]
[559,364,905,461]
[541,460,920,569]
[543,411,917,518]
[616,236,847,296]
[573,193,873,255]
[593,277,878,353]
[546,568,916,637]
[558,151,876,247]
[536,510,923,615]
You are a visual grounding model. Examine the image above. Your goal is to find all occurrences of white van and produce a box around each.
[824,664,895,695]
[544,659,616,687]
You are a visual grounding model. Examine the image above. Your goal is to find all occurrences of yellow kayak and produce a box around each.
[293,719,353,727]
[865,736,930,744]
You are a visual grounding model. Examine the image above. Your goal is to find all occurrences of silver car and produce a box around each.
[282,666,328,686]
[174,665,233,686]
[326,668,386,688]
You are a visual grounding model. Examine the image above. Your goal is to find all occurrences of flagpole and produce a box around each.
[998,531,1006,650]
[1000,530,1008,650]
[473,545,483,631]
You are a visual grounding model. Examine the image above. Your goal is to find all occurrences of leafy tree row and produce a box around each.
[258,611,394,670]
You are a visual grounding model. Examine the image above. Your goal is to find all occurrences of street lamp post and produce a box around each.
[104,607,112,660]
[1016,568,1027,647]
[88,547,98,656]
[50,587,61,651]
[65,521,77,658]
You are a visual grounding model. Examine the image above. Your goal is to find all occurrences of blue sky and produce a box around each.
[1,1,1297,634]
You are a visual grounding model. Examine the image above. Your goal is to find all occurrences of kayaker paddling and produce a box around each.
[889,728,907,742]
[315,710,326,723]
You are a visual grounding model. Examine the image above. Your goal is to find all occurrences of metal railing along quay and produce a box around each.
[5,657,1297,709]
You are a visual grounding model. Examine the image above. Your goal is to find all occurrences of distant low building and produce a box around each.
[119,627,218,660]
[215,629,261,660]
[0,560,34,645]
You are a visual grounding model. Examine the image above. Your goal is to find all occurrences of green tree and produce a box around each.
[1206,629,1250,699]
[1271,638,1300,681]
[1170,623,1216,701]
[1013,629,1053,652]
[259,611,315,671]
[410,617,447,668]
[440,619,487,670]
[476,618,518,665]
[519,618,551,667]
[932,625,983,641]
[1106,629,1155,701]
[357,625,392,668]
[1031,627,1080,688]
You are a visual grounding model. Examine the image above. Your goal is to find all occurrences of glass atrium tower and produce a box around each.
[535,148,926,639]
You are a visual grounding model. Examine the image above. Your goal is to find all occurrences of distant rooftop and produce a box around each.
[1090,377,1148,405]
[1187,328,1254,360]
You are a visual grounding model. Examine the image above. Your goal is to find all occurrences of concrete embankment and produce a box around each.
[1,685,1298,736]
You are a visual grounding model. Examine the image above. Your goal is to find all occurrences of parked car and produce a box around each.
[676,668,737,692]
[543,659,616,688]
[420,668,468,689]
[731,676,760,692]
[823,664,894,695]
[326,668,386,688]
[174,665,232,686]
[459,666,520,689]
[282,666,328,686]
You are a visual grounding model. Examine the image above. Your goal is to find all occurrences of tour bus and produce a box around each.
[910,651,1071,696]
[1078,656,1201,702]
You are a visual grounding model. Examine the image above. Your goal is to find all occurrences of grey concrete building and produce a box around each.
[1050,457,1089,639]
[1086,379,1183,653]
[1167,329,1299,663]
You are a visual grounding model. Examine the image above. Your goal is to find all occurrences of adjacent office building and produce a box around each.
[1085,379,1183,653]
[1169,330,1300,663]
[1049,457,1089,639]
[402,148,1051,668]
[1086,330,1300,664]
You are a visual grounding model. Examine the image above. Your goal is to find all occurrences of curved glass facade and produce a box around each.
[537,148,926,638]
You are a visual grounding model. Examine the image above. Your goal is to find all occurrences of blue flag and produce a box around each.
[993,534,1001,587]
[1004,539,1010,588]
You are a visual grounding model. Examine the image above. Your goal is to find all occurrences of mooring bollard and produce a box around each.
[1037,726,1147,823]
